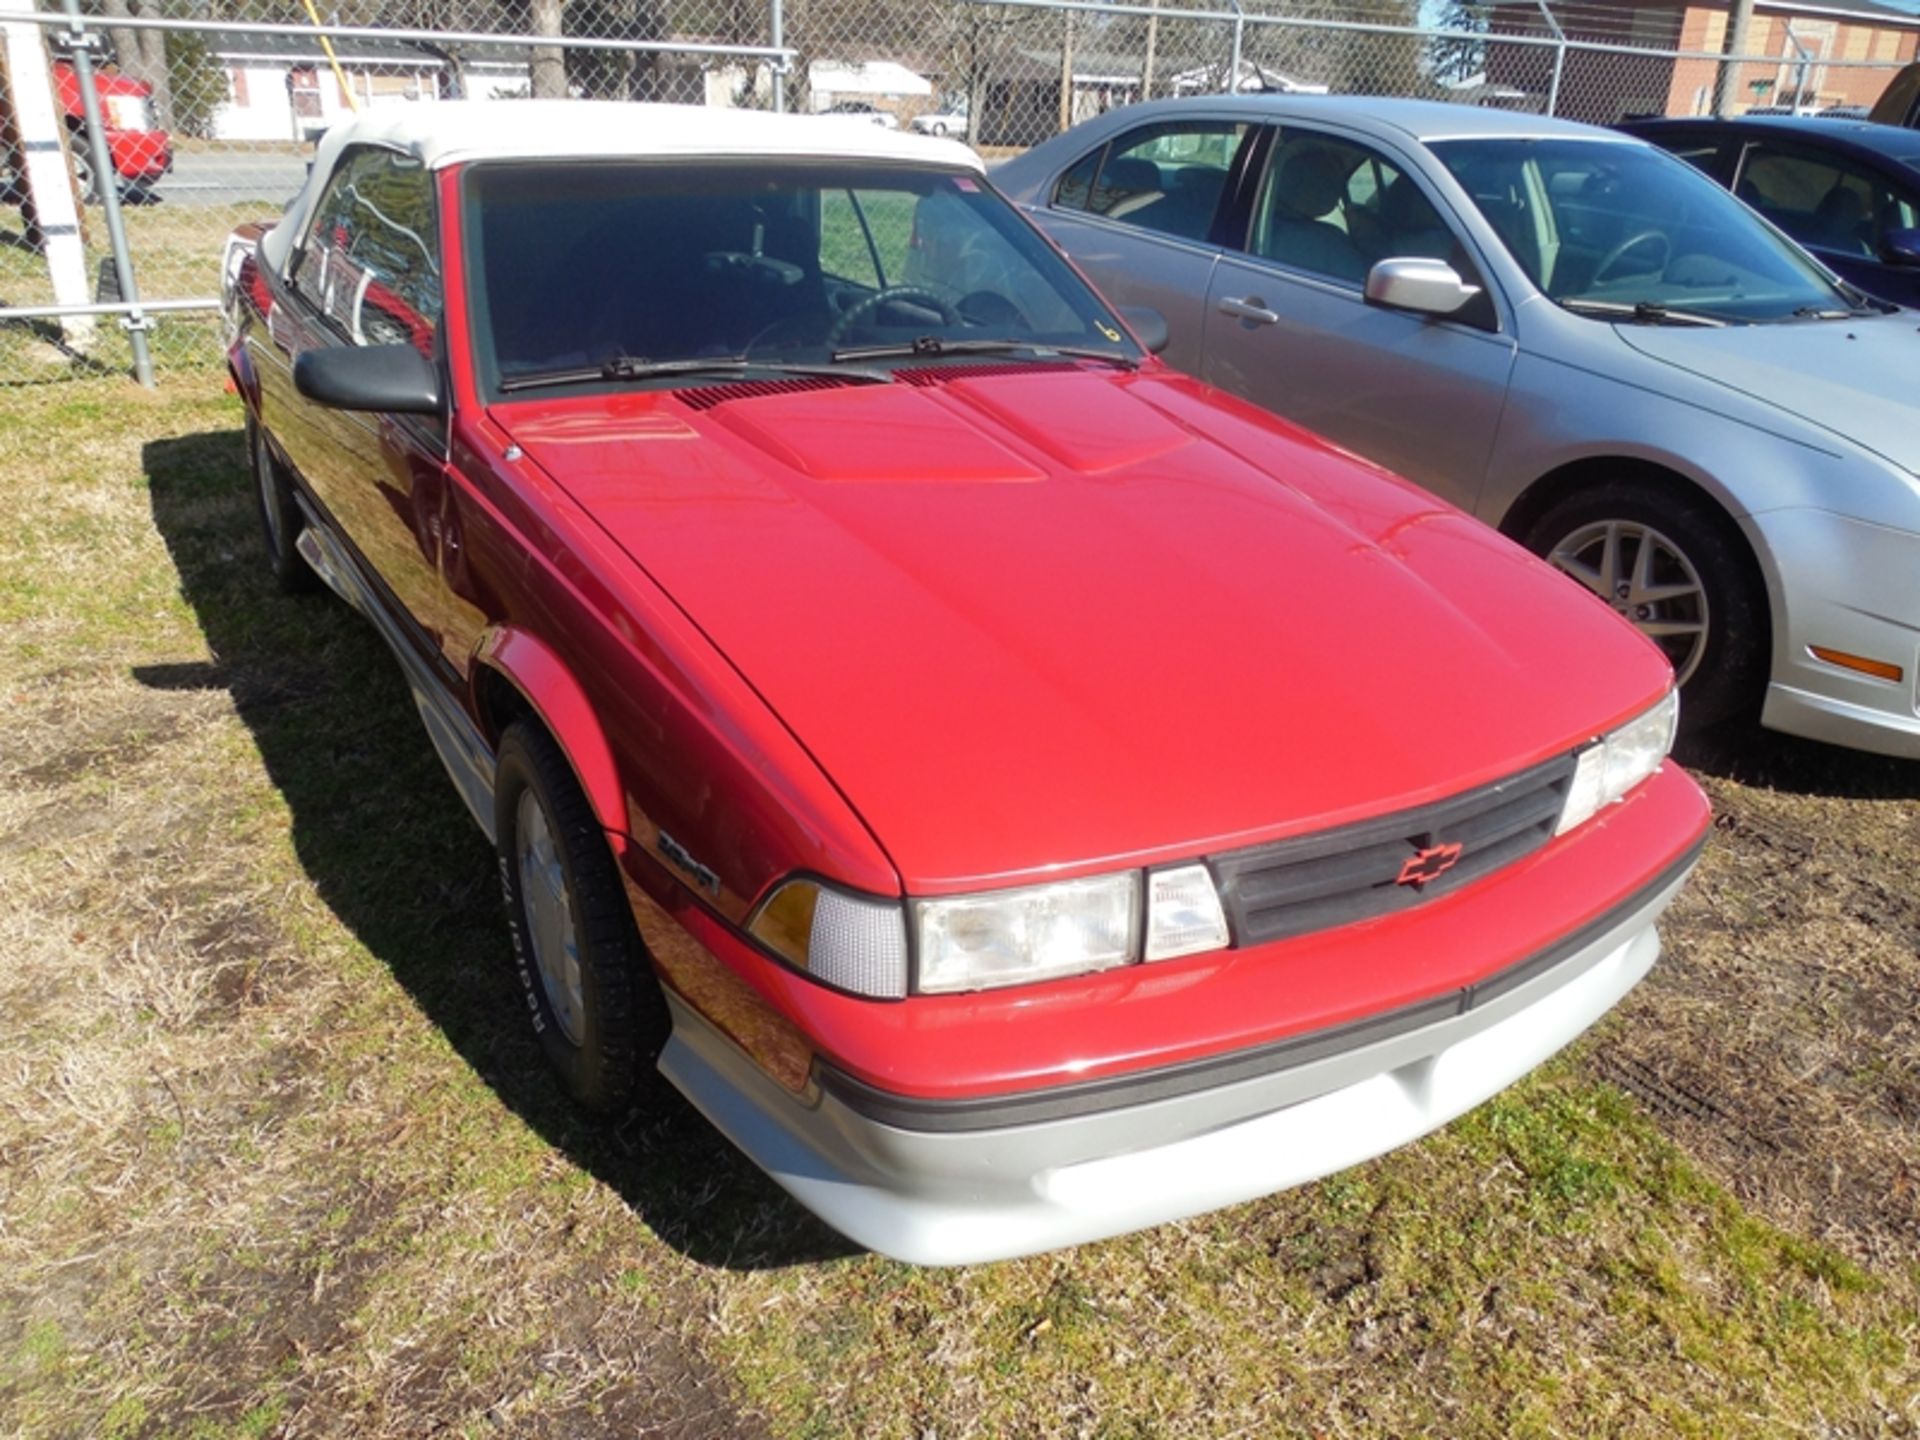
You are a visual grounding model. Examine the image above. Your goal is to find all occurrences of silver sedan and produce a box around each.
[997,97,1920,758]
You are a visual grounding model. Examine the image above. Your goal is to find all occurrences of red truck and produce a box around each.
[51,57,173,200]
[3,46,173,207]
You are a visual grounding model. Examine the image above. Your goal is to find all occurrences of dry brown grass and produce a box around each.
[0,377,1916,1439]
[1597,743,1920,1270]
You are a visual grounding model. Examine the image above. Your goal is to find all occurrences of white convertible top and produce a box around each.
[259,99,984,275]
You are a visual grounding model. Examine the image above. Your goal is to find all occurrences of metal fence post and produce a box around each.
[769,0,785,111]
[1535,0,1567,117]
[58,0,153,388]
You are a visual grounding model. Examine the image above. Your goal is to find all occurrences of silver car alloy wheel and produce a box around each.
[1548,519,1710,685]
[255,426,289,557]
[516,789,587,1046]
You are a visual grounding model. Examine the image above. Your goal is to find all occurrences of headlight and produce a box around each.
[749,864,1233,998]
[103,94,150,131]
[916,873,1140,993]
[1556,689,1678,836]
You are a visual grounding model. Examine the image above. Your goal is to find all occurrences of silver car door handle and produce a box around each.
[1217,295,1281,325]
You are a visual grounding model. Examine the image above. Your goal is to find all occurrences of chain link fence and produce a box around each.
[2,0,1915,382]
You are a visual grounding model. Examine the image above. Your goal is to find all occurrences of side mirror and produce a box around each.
[1118,305,1170,355]
[1879,227,1920,268]
[294,343,442,415]
[1364,257,1481,318]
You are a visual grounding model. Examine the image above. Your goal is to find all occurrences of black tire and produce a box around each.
[1523,482,1768,731]
[69,135,98,204]
[247,415,317,594]
[495,720,667,1114]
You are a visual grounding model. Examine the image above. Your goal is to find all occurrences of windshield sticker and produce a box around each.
[952,176,981,192]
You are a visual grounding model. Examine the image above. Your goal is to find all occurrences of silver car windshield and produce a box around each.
[1431,138,1853,323]
[464,160,1138,392]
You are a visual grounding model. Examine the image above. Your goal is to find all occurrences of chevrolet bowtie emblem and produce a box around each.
[1396,842,1464,888]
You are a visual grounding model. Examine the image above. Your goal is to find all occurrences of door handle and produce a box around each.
[1217,295,1281,325]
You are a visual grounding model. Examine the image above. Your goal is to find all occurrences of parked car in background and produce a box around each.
[910,101,969,138]
[1618,114,1920,308]
[822,100,898,129]
[997,96,1920,759]
[55,59,171,200]
[223,100,1707,1266]
[1870,60,1920,128]
[2,54,172,207]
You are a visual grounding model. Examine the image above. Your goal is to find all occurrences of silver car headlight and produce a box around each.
[1556,688,1679,836]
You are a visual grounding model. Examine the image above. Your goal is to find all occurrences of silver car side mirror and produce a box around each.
[1364,257,1481,318]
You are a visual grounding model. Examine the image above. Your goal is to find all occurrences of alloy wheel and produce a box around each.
[1548,519,1710,684]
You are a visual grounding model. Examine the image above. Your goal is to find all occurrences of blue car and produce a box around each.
[1618,115,1920,307]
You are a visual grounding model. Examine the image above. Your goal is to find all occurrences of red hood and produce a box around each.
[497,367,1671,892]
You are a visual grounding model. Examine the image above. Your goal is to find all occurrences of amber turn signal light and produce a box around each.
[1808,646,1904,683]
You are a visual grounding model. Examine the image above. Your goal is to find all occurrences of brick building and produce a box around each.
[1489,0,1920,124]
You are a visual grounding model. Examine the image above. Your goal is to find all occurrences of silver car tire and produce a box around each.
[1525,484,1767,731]
[495,719,667,1115]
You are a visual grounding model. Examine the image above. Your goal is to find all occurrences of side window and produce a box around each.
[1251,130,1455,284]
[1071,121,1249,242]
[1054,148,1101,211]
[1734,144,1888,258]
[291,147,440,352]
[1661,136,1736,185]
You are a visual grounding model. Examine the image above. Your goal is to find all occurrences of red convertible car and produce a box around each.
[223,102,1708,1265]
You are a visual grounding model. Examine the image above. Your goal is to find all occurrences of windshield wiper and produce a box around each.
[1560,299,1726,328]
[830,335,1138,368]
[499,354,895,394]
[1788,304,1873,320]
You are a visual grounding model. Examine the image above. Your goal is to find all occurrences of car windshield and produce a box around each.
[1430,137,1855,323]
[464,160,1137,391]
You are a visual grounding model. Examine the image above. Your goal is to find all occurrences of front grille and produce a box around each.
[1211,752,1578,947]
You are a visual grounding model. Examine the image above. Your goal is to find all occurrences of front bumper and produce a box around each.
[1749,507,1920,758]
[658,847,1697,1266]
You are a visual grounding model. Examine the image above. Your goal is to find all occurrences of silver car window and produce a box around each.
[1433,137,1849,322]
[1054,120,1250,243]
[1251,130,1456,285]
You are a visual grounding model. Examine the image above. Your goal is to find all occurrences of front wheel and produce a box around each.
[69,140,98,204]
[1524,483,1768,730]
[247,416,316,594]
[495,721,667,1114]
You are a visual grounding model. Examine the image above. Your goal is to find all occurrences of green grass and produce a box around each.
[0,376,1915,1437]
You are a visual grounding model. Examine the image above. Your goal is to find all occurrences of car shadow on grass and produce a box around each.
[1675,718,1920,801]
[141,428,858,1273]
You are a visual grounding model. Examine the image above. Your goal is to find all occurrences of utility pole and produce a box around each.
[1712,0,1757,117]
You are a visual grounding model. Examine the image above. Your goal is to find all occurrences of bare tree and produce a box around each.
[97,0,173,130]
[530,0,565,96]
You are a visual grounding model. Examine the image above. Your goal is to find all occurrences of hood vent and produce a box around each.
[898,361,1082,387]
[675,376,861,411]
[675,362,1087,411]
